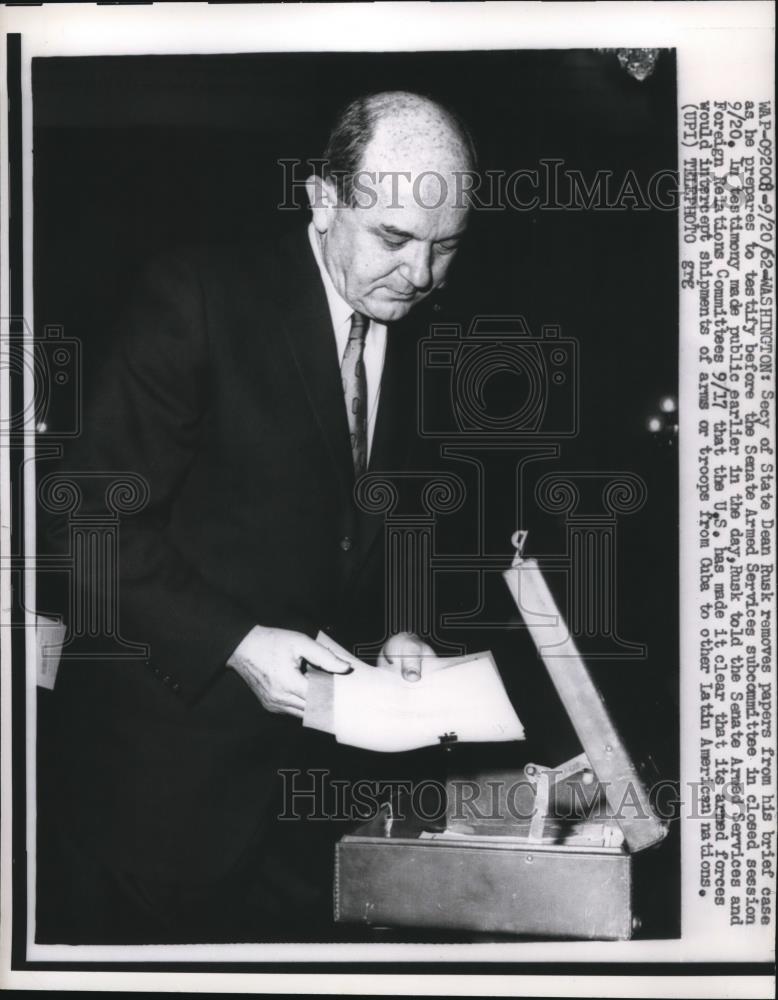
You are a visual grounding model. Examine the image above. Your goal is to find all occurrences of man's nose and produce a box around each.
[399,245,433,291]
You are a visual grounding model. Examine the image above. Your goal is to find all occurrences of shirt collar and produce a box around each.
[308,222,355,333]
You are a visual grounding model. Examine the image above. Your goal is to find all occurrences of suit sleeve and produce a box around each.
[48,251,257,704]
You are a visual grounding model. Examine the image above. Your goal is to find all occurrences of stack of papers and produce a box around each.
[303,633,524,753]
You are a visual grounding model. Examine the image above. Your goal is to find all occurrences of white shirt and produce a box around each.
[308,223,387,459]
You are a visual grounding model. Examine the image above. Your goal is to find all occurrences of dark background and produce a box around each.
[33,50,679,939]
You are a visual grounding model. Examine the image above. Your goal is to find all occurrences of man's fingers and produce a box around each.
[383,631,412,662]
[283,670,308,702]
[400,658,423,682]
[254,660,307,703]
[268,702,304,719]
[377,633,437,681]
[264,688,305,716]
[298,637,353,675]
[416,640,437,659]
[278,698,305,719]
[400,636,436,682]
[279,688,306,710]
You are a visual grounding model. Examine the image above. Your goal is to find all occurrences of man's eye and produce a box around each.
[382,236,408,250]
[436,242,459,255]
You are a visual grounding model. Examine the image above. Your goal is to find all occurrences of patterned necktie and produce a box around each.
[341,311,369,477]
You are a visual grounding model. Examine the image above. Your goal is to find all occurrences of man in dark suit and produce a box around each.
[41,90,475,943]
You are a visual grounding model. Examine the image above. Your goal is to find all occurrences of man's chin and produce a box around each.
[367,296,420,324]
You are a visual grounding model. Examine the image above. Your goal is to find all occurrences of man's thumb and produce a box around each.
[401,658,422,682]
[400,637,424,682]
[400,635,437,682]
[304,640,353,675]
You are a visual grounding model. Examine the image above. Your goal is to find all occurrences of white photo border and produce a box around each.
[1,1,774,995]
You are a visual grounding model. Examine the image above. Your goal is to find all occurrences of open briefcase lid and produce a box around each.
[502,531,668,853]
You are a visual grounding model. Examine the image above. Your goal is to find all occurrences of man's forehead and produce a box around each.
[362,144,468,184]
[362,112,471,176]
[353,168,469,226]
[363,188,469,239]
[347,110,472,218]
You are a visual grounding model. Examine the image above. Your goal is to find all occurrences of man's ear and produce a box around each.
[306,174,338,235]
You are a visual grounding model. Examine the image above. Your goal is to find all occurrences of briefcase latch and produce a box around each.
[524,753,593,842]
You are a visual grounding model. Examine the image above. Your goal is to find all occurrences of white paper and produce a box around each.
[315,632,524,752]
[34,615,65,691]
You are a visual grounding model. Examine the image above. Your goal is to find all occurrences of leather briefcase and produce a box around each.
[334,537,668,940]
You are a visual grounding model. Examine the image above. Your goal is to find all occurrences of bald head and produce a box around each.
[323,91,477,206]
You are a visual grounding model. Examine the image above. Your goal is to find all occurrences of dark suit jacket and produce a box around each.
[47,226,437,885]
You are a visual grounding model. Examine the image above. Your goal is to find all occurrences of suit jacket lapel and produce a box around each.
[276,228,356,502]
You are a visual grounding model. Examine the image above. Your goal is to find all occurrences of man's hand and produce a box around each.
[376,631,438,682]
[227,625,352,719]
